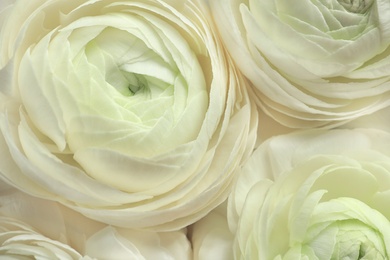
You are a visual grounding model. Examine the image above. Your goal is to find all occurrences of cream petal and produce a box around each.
[191,203,234,260]
[85,226,191,259]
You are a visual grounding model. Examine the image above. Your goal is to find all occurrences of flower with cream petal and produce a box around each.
[0,186,192,259]
[0,0,257,230]
[230,129,390,259]
[0,216,91,259]
[209,0,390,128]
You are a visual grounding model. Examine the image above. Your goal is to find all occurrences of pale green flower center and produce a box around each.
[338,0,375,13]
[124,73,147,95]
[326,220,385,259]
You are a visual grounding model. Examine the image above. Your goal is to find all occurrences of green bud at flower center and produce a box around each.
[123,72,148,95]
[338,0,375,13]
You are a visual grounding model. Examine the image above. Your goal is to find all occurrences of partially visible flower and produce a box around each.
[0,188,94,260]
[0,187,105,254]
[190,202,234,260]
[208,0,390,128]
[0,187,192,259]
[0,0,257,230]
[0,216,90,259]
[230,129,390,259]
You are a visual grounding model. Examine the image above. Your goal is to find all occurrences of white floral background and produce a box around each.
[1,0,390,259]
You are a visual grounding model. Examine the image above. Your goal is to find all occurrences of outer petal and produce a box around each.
[85,227,191,260]
[190,202,234,260]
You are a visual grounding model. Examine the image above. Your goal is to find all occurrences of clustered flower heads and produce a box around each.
[1,0,390,259]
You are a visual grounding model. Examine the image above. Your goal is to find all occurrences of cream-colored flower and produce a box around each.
[0,216,90,259]
[0,0,257,230]
[230,129,390,259]
[208,0,390,128]
[0,186,192,259]
[0,187,105,255]
[0,187,94,259]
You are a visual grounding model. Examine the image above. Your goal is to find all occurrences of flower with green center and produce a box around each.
[208,0,390,128]
[230,129,390,259]
[0,0,257,230]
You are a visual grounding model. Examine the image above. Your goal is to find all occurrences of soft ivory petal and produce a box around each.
[0,216,89,259]
[85,226,191,260]
[0,187,107,252]
[191,203,234,260]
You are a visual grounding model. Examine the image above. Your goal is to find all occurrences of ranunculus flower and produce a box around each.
[230,129,390,259]
[0,216,91,259]
[0,186,192,259]
[208,0,390,128]
[0,186,94,259]
[0,0,257,230]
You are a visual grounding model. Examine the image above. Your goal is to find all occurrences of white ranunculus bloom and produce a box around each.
[208,0,390,128]
[0,217,89,259]
[190,202,234,260]
[0,0,257,230]
[0,187,192,259]
[0,188,105,255]
[230,129,390,259]
[0,186,93,260]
